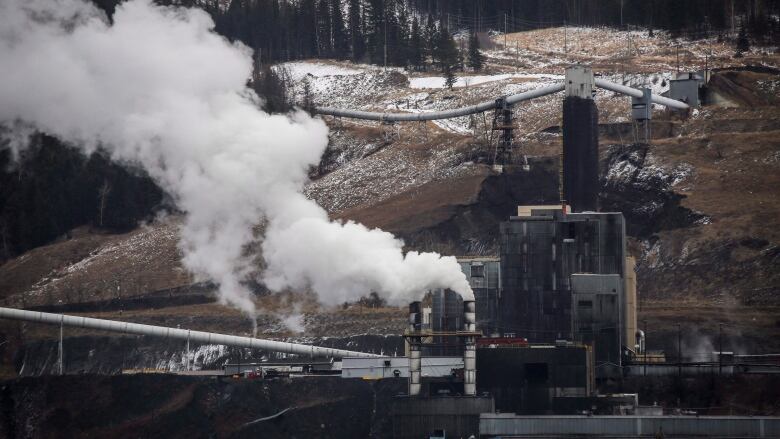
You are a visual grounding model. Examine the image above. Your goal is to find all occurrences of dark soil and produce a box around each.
[0,374,406,439]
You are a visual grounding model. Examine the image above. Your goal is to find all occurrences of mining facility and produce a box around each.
[1,66,778,438]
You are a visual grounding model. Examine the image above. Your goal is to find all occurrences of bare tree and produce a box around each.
[97,179,112,227]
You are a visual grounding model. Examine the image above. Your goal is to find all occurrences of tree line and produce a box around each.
[205,0,484,74]
[0,134,163,262]
[409,0,780,40]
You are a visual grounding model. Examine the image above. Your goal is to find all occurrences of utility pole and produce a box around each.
[676,44,680,74]
[476,0,480,33]
[719,323,723,375]
[564,19,567,56]
[731,0,735,34]
[677,324,682,377]
[643,319,647,377]
[620,0,624,28]
[58,315,64,375]
[504,13,508,48]
[383,5,387,70]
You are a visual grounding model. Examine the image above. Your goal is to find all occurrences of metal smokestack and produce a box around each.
[463,300,476,332]
[463,300,477,396]
[408,301,422,396]
[408,301,421,332]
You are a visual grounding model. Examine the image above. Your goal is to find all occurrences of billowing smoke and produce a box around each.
[0,0,472,321]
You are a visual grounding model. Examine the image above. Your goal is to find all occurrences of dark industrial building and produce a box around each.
[477,343,594,414]
[391,396,493,439]
[497,206,636,369]
[458,257,501,335]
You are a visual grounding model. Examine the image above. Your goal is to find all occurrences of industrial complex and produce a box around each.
[0,65,777,438]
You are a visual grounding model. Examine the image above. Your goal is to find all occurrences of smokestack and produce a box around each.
[408,301,422,396]
[463,300,477,396]
[409,301,422,332]
[463,300,476,332]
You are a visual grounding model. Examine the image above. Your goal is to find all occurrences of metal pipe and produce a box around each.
[317,73,689,123]
[315,83,566,122]
[0,307,380,359]
[594,78,690,110]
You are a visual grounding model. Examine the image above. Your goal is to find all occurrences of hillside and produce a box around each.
[0,27,778,370]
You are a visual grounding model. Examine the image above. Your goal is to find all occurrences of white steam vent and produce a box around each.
[0,0,472,321]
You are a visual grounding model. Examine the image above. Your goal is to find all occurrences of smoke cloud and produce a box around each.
[0,0,472,320]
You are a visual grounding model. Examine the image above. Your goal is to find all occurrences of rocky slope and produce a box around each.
[0,27,778,374]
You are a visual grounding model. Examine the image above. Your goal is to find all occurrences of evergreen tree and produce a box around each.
[316,0,332,57]
[366,0,385,65]
[409,16,423,70]
[331,0,350,59]
[347,0,365,61]
[435,26,459,89]
[384,0,401,66]
[423,13,437,65]
[395,4,411,67]
[467,31,485,71]
[299,0,319,58]
[735,22,750,57]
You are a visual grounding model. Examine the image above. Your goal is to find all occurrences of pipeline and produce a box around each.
[0,307,380,359]
[314,78,688,122]
[594,78,690,110]
[315,83,566,121]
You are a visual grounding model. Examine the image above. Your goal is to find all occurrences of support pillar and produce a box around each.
[58,315,64,375]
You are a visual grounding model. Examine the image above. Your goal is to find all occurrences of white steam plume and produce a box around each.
[0,0,472,320]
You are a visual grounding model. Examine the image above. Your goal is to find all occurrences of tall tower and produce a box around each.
[562,65,599,213]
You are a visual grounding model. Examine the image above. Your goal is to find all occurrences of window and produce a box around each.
[470,264,485,278]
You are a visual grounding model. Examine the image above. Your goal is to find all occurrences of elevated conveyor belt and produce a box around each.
[314,78,688,121]
[0,307,381,359]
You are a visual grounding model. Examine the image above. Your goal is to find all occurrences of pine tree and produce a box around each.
[423,13,437,65]
[409,16,423,70]
[347,0,365,61]
[395,4,410,67]
[316,0,332,57]
[435,26,459,89]
[331,0,350,59]
[384,1,401,66]
[366,0,385,65]
[299,0,319,58]
[735,22,750,57]
[467,31,485,71]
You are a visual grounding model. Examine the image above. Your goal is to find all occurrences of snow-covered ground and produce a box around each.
[409,72,563,89]
[275,61,365,81]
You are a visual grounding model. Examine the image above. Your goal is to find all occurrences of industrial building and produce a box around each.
[456,206,639,373]
[458,257,501,336]
[476,343,594,414]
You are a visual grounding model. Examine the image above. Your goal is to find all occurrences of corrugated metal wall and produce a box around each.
[480,414,780,438]
[499,211,626,344]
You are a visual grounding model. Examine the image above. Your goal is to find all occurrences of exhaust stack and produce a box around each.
[463,300,477,396]
[408,301,422,396]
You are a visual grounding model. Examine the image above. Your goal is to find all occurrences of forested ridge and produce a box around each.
[92,0,780,69]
